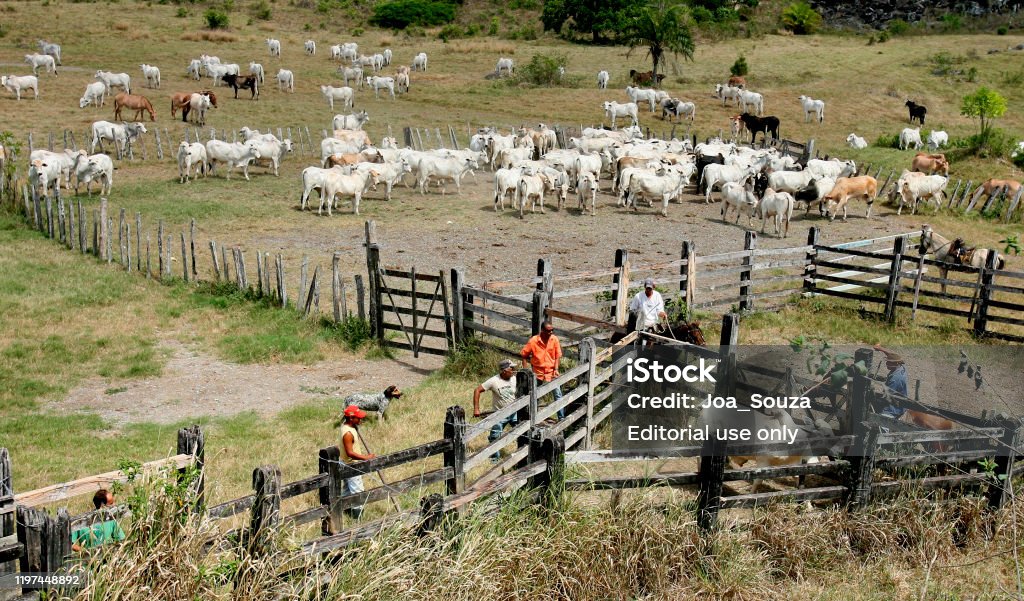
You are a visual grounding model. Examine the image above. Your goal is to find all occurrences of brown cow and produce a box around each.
[911,152,949,176]
[823,175,878,221]
[325,149,383,168]
[113,93,156,122]
[727,75,746,88]
[900,409,955,452]
[969,177,1022,208]
[332,129,373,147]
[171,90,218,120]
[629,69,666,87]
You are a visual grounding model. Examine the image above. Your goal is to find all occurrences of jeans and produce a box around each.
[880,405,906,419]
[536,376,564,420]
[343,475,365,520]
[488,414,519,461]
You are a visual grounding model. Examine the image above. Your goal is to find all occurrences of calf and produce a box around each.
[222,74,259,99]
[758,188,795,238]
[177,141,208,183]
[720,179,758,227]
[597,70,610,89]
[898,173,947,215]
[911,152,949,176]
[321,168,379,216]
[824,175,878,221]
[846,133,867,149]
[577,171,598,216]
[266,38,281,57]
[305,40,316,55]
[412,52,428,72]
[494,167,524,211]
[516,173,547,218]
[204,140,262,180]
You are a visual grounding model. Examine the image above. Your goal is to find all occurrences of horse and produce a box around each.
[738,112,779,144]
[609,312,706,346]
[113,93,156,122]
[968,178,1021,209]
[172,91,218,122]
[918,224,1005,293]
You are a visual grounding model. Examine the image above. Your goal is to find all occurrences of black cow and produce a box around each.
[695,152,725,195]
[221,73,259,100]
[905,100,927,125]
[738,112,780,144]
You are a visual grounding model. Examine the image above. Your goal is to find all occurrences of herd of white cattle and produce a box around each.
[4,36,1020,233]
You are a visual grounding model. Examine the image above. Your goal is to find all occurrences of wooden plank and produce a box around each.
[808,287,887,305]
[285,505,328,527]
[444,461,546,512]
[334,439,452,480]
[381,322,449,339]
[15,454,193,507]
[464,320,530,345]
[544,308,625,334]
[813,259,892,277]
[461,286,533,310]
[814,245,895,261]
[985,313,1024,327]
[810,272,890,290]
[871,473,988,498]
[876,427,1003,446]
[280,473,330,500]
[336,467,452,511]
[302,510,419,555]
[465,303,532,329]
[380,268,443,282]
[719,486,847,509]
[891,300,973,318]
[876,449,998,469]
[383,339,448,356]
[208,494,256,519]
[551,283,617,299]
[464,421,532,471]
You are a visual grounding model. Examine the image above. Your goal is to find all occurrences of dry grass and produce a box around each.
[113,21,130,31]
[442,39,518,55]
[180,30,239,43]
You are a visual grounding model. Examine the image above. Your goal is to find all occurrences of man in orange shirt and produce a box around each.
[520,320,565,419]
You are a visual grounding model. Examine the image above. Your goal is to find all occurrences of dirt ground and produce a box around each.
[45,339,443,425]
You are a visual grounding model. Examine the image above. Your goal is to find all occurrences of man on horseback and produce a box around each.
[629,278,668,334]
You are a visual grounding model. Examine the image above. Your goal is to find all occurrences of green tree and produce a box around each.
[781,2,822,34]
[619,1,695,88]
[960,86,1007,136]
[541,0,642,42]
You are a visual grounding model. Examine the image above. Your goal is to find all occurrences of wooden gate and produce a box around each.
[374,267,452,357]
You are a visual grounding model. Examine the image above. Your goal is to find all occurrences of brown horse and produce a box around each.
[969,177,1021,208]
[171,90,218,120]
[113,92,156,122]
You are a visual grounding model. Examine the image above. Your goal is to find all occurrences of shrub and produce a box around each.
[437,23,463,41]
[204,8,229,28]
[730,54,748,77]
[352,27,364,35]
[175,6,187,17]
[488,16,499,35]
[940,13,962,32]
[998,25,1009,35]
[877,30,890,42]
[781,2,821,34]
[253,0,271,20]
[886,18,909,35]
[512,52,567,86]
[714,6,738,22]
[507,25,537,40]
[369,0,456,28]
[1002,70,1024,86]
[690,6,713,23]
[874,133,900,149]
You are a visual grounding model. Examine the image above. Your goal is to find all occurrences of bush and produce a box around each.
[886,18,909,35]
[507,24,537,40]
[352,26,364,35]
[998,26,1009,35]
[874,133,900,149]
[512,52,567,86]
[437,23,463,41]
[714,7,738,22]
[369,0,456,28]
[488,16,499,35]
[204,8,229,28]
[730,54,748,77]
[965,127,1013,158]
[940,13,962,32]
[175,6,187,17]
[253,0,271,20]
[781,2,821,35]
[690,6,713,23]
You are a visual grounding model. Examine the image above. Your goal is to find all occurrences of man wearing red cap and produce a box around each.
[340,405,375,519]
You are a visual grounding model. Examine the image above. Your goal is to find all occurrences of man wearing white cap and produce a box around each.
[472,359,519,462]
[628,277,668,333]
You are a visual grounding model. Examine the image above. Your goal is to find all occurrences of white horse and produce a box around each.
[918,224,1006,293]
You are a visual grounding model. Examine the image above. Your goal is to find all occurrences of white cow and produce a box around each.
[205,140,262,180]
[1,75,39,100]
[248,138,293,176]
[90,121,147,159]
[738,90,764,115]
[30,149,81,190]
[757,188,795,237]
[382,48,392,66]
[321,85,354,111]
[333,111,369,131]
[496,57,514,77]
[305,40,317,55]
[140,64,161,88]
[322,168,379,216]
[29,159,62,199]
[204,63,232,86]
[79,81,107,108]
[846,133,868,149]
[300,166,337,212]
[767,169,816,195]
[321,138,365,166]
[24,54,56,76]
[187,59,203,80]
[372,53,385,72]
[625,86,659,112]
[395,71,410,94]
[276,69,294,92]
[365,76,395,100]
[339,66,363,88]
[660,98,696,122]
[702,164,756,203]
[626,169,688,217]
[602,101,639,129]
[715,83,741,106]
[577,171,598,216]
[340,43,358,62]
[73,153,113,196]
[187,93,212,126]
[720,179,759,226]
[37,40,61,65]
[417,155,478,195]
[95,71,130,94]
[899,127,923,151]
[267,38,282,57]
[806,158,856,180]
[926,130,949,151]
[355,158,410,201]
[493,167,524,211]
[898,173,947,215]
[329,45,343,60]
[597,70,610,89]
[514,173,547,218]
[798,95,825,123]
[249,62,265,84]
[177,142,208,183]
[412,52,428,72]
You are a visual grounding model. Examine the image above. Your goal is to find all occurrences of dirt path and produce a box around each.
[45,339,443,425]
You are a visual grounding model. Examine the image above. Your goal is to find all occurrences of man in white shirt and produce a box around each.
[473,359,519,463]
[629,277,668,333]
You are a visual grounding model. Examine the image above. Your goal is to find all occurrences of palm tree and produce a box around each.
[620,1,695,89]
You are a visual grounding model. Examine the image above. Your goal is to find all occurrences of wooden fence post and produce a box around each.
[157,220,164,277]
[304,265,320,316]
[451,268,466,345]
[986,417,1022,510]
[537,258,553,308]
[136,213,142,270]
[318,446,345,535]
[332,253,342,323]
[177,425,205,512]
[276,254,287,308]
[190,219,197,280]
[256,251,265,296]
[516,371,533,468]
[843,348,875,510]
[118,208,126,265]
[298,256,309,311]
[739,231,756,312]
[883,236,906,323]
[696,438,727,532]
[209,241,220,281]
[804,227,820,294]
[180,233,189,282]
[531,289,549,336]
[611,249,630,326]
[417,493,444,537]
[107,217,114,264]
[527,426,565,507]
[16,506,68,582]
[680,241,695,310]
[248,465,281,553]
[580,337,598,449]
[99,199,108,261]
[1006,188,1024,223]
[443,406,466,496]
[78,202,86,254]
[0,449,16,601]
[354,274,366,320]
[973,250,998,337]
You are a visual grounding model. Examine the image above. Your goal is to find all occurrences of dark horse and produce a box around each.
[738,112,779,144]
[905,99,927,125]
